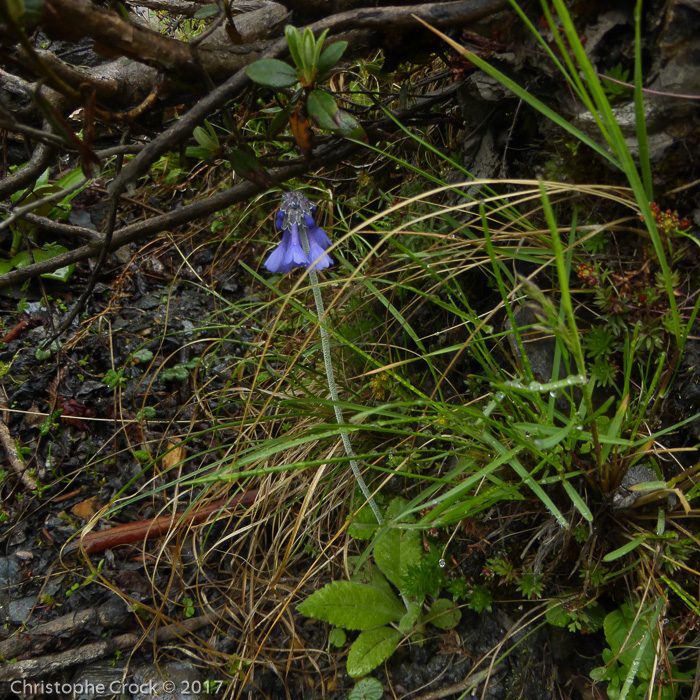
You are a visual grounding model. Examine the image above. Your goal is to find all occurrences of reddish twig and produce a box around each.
[62,490,259,556]
[1,317,42,343]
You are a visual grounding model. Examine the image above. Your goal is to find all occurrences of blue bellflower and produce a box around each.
[264,192,333,274]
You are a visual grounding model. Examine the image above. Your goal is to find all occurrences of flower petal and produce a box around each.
[304,214,332,249]
[264,229,293,273]
[288,224,309,266]
[307,240,333,271]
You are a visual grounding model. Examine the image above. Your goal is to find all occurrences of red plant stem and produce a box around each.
[1,317,41,343]
[62,489,259,556]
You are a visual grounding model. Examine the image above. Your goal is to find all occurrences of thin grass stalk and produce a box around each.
[546,0,682,346]
[538,182,603,473]
[633,0,652,199]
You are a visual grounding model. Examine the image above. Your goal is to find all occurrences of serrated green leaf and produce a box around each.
[426,599,461,630]
[351,566,396,606]
[245,59,298,89]
[193,3,218,18]
[348,503,381,540]
[373,499,421,590]
[347,626,402,677]
[297,581,405,630]
[398,602,421,634]
[348,677,384,700]
[317,40,347,78]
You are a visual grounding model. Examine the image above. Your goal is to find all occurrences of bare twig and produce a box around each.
[0,390,37,491]
[0,614,220,680]
[0,599,131,660]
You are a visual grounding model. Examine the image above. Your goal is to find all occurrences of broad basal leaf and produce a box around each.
[373,498,422,590]
[347,626,402,678]
[297,581,405,630]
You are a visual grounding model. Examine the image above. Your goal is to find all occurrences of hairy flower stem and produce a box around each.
[303,249,383,525]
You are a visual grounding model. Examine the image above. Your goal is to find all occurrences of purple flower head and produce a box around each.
[264,192,333,274]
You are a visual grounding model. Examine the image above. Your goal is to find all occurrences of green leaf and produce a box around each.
[329,628,346,648]
[398,602,421,634]
[373,500,422,590]
[334,110,368,141]
[245,59,298,89]
[161,365,189,382]
[285,25,303,70]
[133,450,151,462]
[312,28,330,68]
[267,102,294,138]
[297,581,405,630]
[348,677,384,700]
[603,536,646,562]
[546,599,572,628]
[193,3,218,18]
[317,40,347,78]
[301,27,316,76]
[347,626,402,677]
[348,503,381,540]
[467,585,493,613]
[307,89,339,131]
[193,124,219,152]
[11,245,75,282]
[604,600,661,678]
[131,349,154,364]
[136,406,156,421]
[426,599,461,630]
